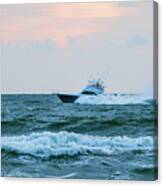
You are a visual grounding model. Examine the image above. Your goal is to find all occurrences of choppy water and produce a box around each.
[1,94,158,180]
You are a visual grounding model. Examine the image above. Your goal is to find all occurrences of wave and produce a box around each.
[2,131,154,158]
[76,94,153,105]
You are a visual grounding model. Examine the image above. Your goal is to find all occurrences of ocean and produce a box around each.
[1,94,158,180]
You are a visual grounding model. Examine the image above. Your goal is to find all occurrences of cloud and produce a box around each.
[1,1,151,47]
[127,35,149,47]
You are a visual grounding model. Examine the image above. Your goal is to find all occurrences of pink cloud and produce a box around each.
[1,2,150,47]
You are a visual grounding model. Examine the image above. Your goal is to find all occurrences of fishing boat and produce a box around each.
[57,93,79,103]
[57,78,105,103]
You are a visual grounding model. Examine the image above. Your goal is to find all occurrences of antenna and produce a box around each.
[88,66,110,87]
[100,66,110,82]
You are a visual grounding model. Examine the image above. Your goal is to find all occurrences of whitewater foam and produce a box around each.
[76,94,152,105]
[2,131,154,158]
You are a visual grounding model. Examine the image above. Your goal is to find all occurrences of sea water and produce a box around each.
[1,94,157,180]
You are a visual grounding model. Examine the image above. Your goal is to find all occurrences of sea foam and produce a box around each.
[76,94,153,105]
[2,131,154,158]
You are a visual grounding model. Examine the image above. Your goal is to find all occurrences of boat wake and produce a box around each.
[76,94,153,105]
[2,131,154,159]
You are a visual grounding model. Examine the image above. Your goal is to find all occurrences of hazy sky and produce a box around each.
[1,1,153,95]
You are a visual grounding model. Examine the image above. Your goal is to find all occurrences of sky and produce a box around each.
[0,1,154,95]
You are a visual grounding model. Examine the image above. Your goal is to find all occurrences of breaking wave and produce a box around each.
[76,94,153,105]
[2,131,153,158]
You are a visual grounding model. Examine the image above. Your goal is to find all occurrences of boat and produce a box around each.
[80,78,104,95]
[57,93,79,103]
[56,78,105,103]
